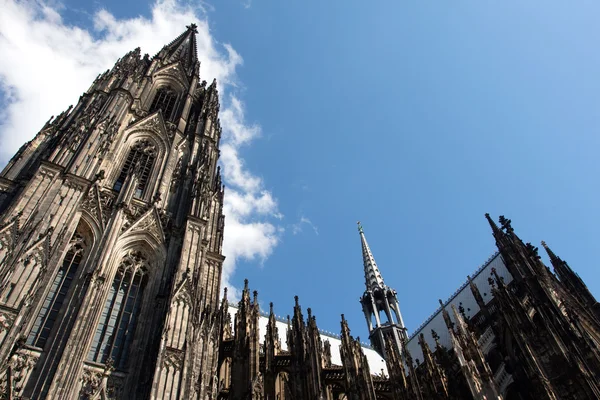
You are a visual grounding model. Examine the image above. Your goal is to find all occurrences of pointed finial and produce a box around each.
[485,213,501,234]
[439,299,454,330]
[541,241,559,262]
[186,23,198,33]
[244,279,249,289]
[490,267,505,288]
[341,313,346,322]
[223,287,228,300]
[269,302,273,314]
[294,295,299,307]
[357,220,363,233]
[253,290,258,302]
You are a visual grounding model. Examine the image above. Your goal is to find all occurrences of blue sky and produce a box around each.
[1,0,599,341]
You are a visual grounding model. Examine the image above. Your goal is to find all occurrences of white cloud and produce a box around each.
[291,216,319,236]
[0,0,282,298]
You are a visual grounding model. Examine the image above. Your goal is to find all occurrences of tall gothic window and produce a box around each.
[149,87,178,121]
[27,241,83,348]
[113,139,157,198]
[87,252,147,370]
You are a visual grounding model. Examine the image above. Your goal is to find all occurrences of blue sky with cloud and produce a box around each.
[1,0,599,340]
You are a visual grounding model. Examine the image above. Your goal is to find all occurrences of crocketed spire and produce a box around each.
[357,221,406,360]
[358,221,386,291]
[157,24,200,76]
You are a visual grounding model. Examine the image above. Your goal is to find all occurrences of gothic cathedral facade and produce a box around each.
[1,26,600,400]
[0,25,226,399]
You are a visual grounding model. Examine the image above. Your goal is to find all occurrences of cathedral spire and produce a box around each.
[357,221,385,291]
[542,241,599,310]
[484,213,503,238]
[157,24,199,76]
[357,222,406,360]
[541,240,560,264]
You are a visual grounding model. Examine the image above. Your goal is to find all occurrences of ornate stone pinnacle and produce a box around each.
[186,23,198,34]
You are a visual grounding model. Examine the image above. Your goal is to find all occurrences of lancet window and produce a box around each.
[149,87,178,121]
[27,238,84,348]
[113,139,157,198]
[87,251,147,370]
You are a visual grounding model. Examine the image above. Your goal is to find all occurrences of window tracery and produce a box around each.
[149,87,178,121]
[113,139,157,198]
[27,234,85,348]
[87,250,147,370]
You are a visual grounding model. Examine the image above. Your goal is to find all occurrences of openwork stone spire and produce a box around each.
[358,221,386,291]
[357,222,406,360]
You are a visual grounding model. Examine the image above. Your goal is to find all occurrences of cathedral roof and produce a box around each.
[405,252,510,363]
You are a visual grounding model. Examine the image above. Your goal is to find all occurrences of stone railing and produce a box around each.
[477,326,495,354]
[493,362,514,394]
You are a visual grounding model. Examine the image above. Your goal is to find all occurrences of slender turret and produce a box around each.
[357,221,406,360]
[542,241,599,312]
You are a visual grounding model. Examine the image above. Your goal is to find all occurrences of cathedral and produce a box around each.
[0,25,599,400]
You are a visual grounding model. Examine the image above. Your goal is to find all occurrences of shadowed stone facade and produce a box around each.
[1,26,600,400]
[0,25,225,399]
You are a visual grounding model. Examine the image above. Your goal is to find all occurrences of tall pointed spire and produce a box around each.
[358,221,385,291]
[542,241,599,310]
[484,213,502,236]
[356,221,407,361]
[156,24,199,76]
[541,240,560,264]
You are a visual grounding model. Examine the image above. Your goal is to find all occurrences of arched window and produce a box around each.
[113,139,156,198]
[27,240,84,348]
[87,252,147,370]
[149,87,178,121]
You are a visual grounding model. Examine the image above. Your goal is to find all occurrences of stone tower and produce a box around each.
[357,222,406,360]
[357,222,426,399]
[0,24,226,399]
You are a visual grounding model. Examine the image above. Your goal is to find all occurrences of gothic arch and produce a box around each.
[107,132,167,202]
[151,63,189,94]
[26,217,96,349]
[112,231,167,273]
[164,280,192,350]
[86,236,165,372]
[78,211,102,251]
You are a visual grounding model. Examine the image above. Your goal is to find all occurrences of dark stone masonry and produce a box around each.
[0,25,599,399]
